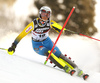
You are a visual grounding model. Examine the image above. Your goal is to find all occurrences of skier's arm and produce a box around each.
[14,22,34,45]
[50,20,66,33]
[8,21,34,55]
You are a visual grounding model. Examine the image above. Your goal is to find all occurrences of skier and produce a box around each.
[8,6,88,80]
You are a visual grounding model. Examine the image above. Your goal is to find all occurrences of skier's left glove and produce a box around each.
[8,43,16,55]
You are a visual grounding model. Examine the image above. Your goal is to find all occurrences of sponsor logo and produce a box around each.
[25,26,32,33]
[34,48,39,50]
[40,47,45,50]
[51,22,54,24]
[53,49,56,53]
[35,27,49,33]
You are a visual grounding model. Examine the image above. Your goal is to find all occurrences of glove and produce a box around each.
[8,43,16,55]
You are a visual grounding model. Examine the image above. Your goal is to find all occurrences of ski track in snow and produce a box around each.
[0,33,100,83]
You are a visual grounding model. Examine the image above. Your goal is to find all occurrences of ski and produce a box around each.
[70,70,76,76]
[75,69,89,80]
[70,70,89,80]
[61,58,89,80]
[0,48,7,51]
[83,74,89,80]
[63,55,89,80]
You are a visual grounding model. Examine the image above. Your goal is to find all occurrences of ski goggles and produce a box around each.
[41,10,50,18]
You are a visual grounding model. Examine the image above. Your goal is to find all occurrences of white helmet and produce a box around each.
[39,6,52,21]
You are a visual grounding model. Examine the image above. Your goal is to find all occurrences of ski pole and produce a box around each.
[66,29,100,41]
[0,48,14,55]
[0,48,8,51]
[44,7,75,65]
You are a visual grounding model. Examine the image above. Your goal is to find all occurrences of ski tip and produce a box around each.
[44,60,47,65]
[70,70,76,76]
[83,74,89,80]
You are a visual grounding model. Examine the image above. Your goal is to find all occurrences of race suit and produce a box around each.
[13,18,66,57]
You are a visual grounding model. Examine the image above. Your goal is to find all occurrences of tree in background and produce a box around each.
[28,0,97,36]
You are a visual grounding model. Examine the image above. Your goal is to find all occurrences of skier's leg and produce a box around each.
[32,39,74,74]
[45,51,64,69]
[59,54,78,68]
[46,51,88,79]
[45,51,76,74]
[59,54,84,75]
[32,39,48,55]
[32,40,67,69]
[42,37,75,73]
[32,40,88,78]
[43,37,61,57]
[43,38,82,75]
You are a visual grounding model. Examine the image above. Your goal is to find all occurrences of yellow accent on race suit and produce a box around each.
[15,21,34,43]
[14,18,66,44]
[50,20,66,33]
[8,19,66,55]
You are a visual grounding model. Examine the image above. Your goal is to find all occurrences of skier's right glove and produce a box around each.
[8,43,16,55]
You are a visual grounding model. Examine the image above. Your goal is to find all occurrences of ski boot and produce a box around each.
[77,69,89,80]
[77,70,84,76]
[64,65,76,76]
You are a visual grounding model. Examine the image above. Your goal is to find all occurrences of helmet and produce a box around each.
[39,6,52,21]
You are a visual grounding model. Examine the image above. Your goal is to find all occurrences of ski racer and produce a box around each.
[8,6,88,79]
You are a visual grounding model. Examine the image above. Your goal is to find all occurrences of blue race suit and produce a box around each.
[32,37,61,57]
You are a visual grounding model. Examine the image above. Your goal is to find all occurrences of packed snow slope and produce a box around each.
[0,33,100,83]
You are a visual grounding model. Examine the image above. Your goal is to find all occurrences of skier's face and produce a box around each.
[41,16,48,21]
[41,10,50,21]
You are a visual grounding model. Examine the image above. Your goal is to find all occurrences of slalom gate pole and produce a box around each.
[44,7,75,65]
[66,29,100,41]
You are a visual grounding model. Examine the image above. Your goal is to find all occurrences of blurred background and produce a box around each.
[0,0,99,38]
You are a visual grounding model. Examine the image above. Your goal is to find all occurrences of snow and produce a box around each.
[0,33,100,83]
